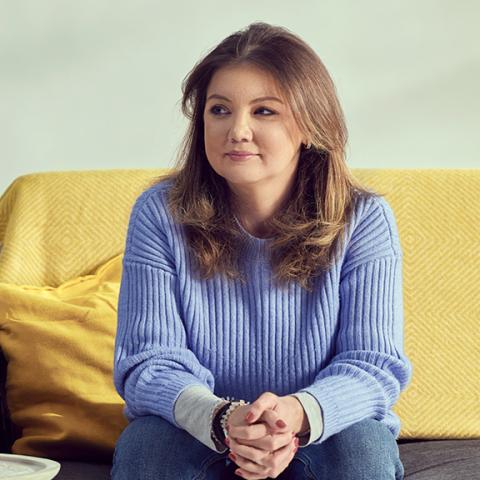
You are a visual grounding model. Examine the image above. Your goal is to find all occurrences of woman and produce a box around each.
[111,21,412,480]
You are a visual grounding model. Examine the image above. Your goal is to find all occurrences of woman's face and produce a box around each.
[203,63,306,192]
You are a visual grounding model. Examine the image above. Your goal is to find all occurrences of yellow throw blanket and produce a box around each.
[0,168,168,287]
[0,167,478,450]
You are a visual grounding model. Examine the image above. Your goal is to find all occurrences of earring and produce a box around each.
[304,142,312,149]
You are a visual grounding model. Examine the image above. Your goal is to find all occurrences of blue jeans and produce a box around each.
[111,415,404,480]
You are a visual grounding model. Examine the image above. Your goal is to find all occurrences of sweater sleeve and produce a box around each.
[113,186,216,427]
[297,196,413,444]
[290,392,324,447]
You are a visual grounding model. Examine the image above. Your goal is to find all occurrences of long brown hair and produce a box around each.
[151,22,384,292]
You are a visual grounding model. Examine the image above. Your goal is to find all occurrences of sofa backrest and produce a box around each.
[0,168,169,287]
[0,348,13,452]
[0,168,479,446]
[355,168,480,438]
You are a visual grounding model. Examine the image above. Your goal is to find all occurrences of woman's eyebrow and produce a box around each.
[206,94,284,104]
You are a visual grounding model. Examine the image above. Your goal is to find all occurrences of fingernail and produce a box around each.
[229,452,237,461]
[235,469,243,477]
[276,419,286,428]
[245,412,254,422]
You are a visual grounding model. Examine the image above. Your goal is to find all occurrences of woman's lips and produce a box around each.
[226,153,258,160]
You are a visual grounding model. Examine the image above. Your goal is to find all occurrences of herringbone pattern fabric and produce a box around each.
[0,168,478,439]
[0,168,169,286]
[352,169,480,439]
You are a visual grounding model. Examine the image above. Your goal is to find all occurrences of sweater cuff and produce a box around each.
[290,392,324,447]
[174,384,228,453]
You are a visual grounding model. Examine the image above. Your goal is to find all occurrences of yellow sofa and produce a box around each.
[0,168,479,479]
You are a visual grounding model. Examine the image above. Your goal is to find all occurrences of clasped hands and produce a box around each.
[224,392,307,479]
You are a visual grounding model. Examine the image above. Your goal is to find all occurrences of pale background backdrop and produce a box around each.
[1,0,479,195]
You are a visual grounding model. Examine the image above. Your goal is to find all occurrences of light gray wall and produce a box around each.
[1,0,478,195]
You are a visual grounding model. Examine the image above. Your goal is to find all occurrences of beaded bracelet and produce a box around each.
[209,400,230,450]
[220,399,249,440]
[209,396,250,450]
[211,401,231,449]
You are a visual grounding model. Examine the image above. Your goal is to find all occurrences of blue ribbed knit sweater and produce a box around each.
[113,178,413,446]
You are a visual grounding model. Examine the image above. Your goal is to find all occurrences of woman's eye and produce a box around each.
[209,105,275,116]
[210,105,228,115]
[255,107,275,115]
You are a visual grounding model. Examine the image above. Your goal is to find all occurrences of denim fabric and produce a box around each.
[111,415,404,480]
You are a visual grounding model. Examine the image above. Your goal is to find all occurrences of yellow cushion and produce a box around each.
[352,169,480,439]
[0,254,128,461]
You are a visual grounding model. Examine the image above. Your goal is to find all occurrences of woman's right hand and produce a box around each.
[225,405,298,479]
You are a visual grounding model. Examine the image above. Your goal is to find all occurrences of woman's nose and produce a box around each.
[228,113,253,142]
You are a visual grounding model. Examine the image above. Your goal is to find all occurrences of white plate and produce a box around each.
[0,454,61,480]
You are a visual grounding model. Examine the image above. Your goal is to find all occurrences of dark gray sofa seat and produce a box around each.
[46,439,480,480]
[399,438,480,479]
[52,462,112,480]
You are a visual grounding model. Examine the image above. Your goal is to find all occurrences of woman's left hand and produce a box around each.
[225,392,307,478]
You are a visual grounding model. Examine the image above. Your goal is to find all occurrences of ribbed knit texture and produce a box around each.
[113,179,413,445]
